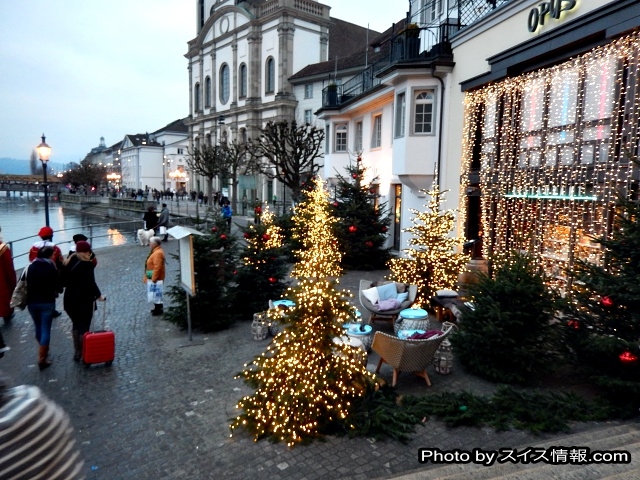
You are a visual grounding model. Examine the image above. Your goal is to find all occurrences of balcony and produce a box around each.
[321,0,511,109]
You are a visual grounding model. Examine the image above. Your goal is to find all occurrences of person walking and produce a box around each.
[0,226,17,324]
[156,203,170,242]
[28,226,64,318]
[62,241,106,362]
[221,200,233,231]
[254,201,262,225]
[26,246,63,370]
[143,205,159,231]
[68,233,97,266]
[144,237,166,316]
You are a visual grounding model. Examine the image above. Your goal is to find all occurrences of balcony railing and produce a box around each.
[321,1,511,109]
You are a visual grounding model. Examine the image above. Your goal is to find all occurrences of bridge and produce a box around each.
[0,174,64,196]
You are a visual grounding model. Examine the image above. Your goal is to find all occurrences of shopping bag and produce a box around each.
[158,226,167,235]
[147,280,164,304]
[10,268,28,310]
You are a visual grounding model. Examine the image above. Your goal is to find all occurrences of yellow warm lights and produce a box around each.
[388,181,468,306]
[230,177,375,445]
[460,32,640,287]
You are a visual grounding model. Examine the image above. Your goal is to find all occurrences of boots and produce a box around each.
[38,345,52,370]
[72,330,82,362]
[151,304,163,316]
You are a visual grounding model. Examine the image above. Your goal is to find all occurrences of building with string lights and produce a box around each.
[315,0,640,282]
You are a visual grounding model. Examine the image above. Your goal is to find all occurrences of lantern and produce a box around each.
[251,312,270,341]
[434,338,453,375]
[619,351,638,364]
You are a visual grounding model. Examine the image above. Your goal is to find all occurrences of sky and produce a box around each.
[0,0,409,166]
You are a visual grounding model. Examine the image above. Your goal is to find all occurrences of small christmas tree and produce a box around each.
[450,251,562,384]
[164,214,241,331]
[332,156,391,269]
[388,181,468,306]
[566,191,640,406]
[231,177,375,446]
[233,207,289,316]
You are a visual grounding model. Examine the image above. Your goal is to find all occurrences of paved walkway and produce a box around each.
[1,240,637,479]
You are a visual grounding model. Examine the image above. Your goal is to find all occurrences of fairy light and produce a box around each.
[230,177,375,446]
[460,31,640,288]
[242,206,286,268]
[388,180,468,306]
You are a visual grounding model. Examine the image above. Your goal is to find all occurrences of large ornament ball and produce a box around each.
[220,234,227,240]
[211,227,218,232]
[348,225,357,233]
[602,296,614,308]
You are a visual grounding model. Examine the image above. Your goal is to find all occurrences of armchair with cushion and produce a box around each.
[370,323,454,387]
[359,279,417,324]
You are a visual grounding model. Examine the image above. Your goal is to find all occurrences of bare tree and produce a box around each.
[221,139,251,210]
[186,143,228,205]
[63,160,106,191]
[249,120,324,204]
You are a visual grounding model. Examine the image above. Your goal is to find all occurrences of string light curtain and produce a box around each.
[460,31,640,286]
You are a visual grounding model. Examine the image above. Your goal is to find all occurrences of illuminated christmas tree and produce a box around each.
[233,207,289,316]
[230,177,375,445]
[388,181,468,306]
[332,156,391,269]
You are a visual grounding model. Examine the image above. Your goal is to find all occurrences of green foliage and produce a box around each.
[450,251,562,384]
[331,158,392,269]
[232,220,290,317]
[164,216,241,332]
[565,193,640,405]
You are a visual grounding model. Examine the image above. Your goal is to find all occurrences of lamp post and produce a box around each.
[36,134,52,227]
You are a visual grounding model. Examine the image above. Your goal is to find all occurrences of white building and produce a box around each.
[316,0,640,281]
[185,0,374,208]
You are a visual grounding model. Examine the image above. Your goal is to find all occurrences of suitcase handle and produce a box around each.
[91,301,108,332]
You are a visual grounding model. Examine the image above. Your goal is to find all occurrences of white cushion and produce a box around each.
[396,292,409,303]
[377,282,398,302]
[436,289,458,297]
[362,287,379,305]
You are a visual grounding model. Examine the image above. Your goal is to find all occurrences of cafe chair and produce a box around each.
[358,279,417,324]
[370,324,454,387]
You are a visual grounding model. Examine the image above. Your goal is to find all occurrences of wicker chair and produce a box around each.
[370,324,454,387]
[358,280,418,324]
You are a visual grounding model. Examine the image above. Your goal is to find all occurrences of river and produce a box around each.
[0,196,140,270]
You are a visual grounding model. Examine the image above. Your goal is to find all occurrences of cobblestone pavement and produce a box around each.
[0,238,634,479]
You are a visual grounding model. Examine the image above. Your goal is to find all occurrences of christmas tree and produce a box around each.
[450,251,562,384]
[388,181,468,306]
[164,214,241,332]
[565,192,640,405]
[331,156,391,269]
[230,177,375,446]
[233,207,289,316]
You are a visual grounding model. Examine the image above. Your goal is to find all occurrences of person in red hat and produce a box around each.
[28,227,63,270]
[29,227,64,318]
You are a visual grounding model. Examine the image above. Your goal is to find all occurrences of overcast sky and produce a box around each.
[0,0,408,166]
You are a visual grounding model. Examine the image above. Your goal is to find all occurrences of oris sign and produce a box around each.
[528,0,577,32]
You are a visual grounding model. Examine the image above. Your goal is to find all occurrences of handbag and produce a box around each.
[10,267,28,310]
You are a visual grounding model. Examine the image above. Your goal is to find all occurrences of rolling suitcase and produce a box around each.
[82,303,115,367]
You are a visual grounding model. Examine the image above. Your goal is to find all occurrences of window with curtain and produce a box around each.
[414,90,434,134]
[335,124,348,152]
[371,114,382,148]
[219,64,230,104]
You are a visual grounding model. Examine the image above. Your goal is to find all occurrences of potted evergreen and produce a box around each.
[325,83,338,106]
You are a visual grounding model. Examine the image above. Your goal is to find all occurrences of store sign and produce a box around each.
[528,0,577,32]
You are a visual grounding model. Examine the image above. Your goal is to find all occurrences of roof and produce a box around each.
[290,17,405,82]
[328,17,379,61]
[124,134,162,148]
[152,118,189,135]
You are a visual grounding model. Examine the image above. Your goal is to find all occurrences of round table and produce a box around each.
[342,323,373,350]
[272,299,295,308]
[395,308,429,335]
[332,335,367,365]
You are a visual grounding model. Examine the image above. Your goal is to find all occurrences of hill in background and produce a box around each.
[0,158,65,175]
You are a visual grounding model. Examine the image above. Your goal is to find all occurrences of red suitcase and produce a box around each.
[83,303,114,367]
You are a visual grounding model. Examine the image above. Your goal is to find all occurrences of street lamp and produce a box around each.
[36,133,52,227]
